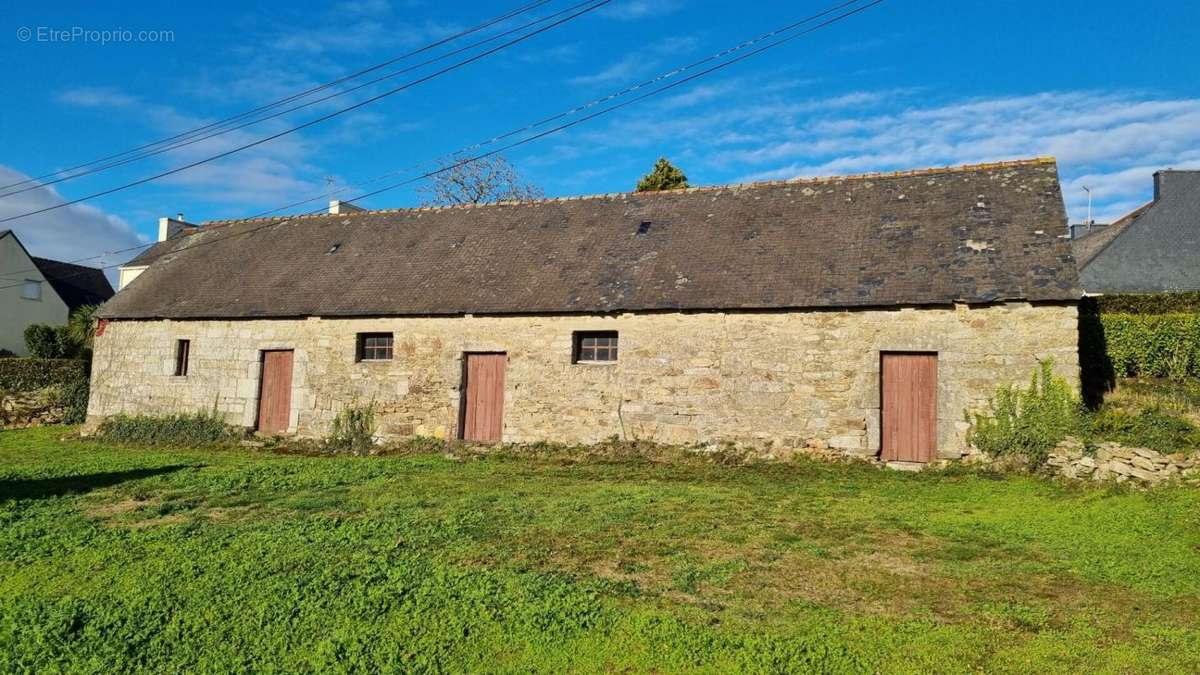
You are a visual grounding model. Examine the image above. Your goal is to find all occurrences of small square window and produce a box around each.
[357,333,394,361]
[573,331,618,363]
[174,339,190,377]
[21,280,41,301]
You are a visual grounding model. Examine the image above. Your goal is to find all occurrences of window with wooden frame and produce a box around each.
[573,331,618,364]
[356,333,394,361]
[174,339,190,377]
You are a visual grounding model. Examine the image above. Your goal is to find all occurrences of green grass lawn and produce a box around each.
[3,427,1200,673]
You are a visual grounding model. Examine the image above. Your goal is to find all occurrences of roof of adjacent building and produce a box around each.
[1076,170,1200,293]
[1070,203,1154,268]
[30,257,114,310]
[1,230,114,310]
[100,158,1080,320]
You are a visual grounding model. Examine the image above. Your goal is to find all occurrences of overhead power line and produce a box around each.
[0,0,610,224]
[0,0,883,290]
[0,0,556,194]
[249,0,873,220]
[0,0,598,200]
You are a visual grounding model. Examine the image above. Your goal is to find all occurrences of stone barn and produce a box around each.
[89,158,1081,463]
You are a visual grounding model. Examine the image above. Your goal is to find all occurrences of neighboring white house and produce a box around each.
[0,230,114,355]
[117,215,199,290]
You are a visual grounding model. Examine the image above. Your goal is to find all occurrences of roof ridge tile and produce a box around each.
[200,157,1058,226]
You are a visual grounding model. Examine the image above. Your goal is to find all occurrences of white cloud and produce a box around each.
[544,83,1200,223]
[723,91,1200,221]
[55,85,338,210]
[567,35,699,86]
[56,87,140,109]
[568,54,646,86]
[0,165,145,277]
[599,0,685,20]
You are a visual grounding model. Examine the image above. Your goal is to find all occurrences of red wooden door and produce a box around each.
[257,350,294,434]
[461,353,506,442]
[881,353,937,463]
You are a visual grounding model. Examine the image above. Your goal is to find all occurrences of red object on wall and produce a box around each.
[95,319,108,337]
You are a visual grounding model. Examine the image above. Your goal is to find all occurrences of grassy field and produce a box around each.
[2,427,1200,673]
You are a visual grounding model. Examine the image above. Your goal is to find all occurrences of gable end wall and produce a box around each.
[86,302,1078,458]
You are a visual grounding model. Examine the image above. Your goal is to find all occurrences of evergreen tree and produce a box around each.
[635,158,689,192]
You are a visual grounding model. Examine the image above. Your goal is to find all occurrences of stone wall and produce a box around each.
[1050,438,1199,485]
[86,302,1078,458]
[1,389,64,428]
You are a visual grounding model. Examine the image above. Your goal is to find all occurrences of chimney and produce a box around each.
[1153,169,1200,202]
[158,214,198,242]
[328,200,365,215]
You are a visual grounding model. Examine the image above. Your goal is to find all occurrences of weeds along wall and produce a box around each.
[85,302,1079,458]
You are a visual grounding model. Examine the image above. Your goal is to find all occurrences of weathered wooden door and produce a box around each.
[880,352,937,463]
[461,353,506,442]
[257,350,294,434]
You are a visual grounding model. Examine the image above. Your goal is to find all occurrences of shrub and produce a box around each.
[98,410,238,446]
[24,324,79,359]
[0,348,15,358]
[966,361,1082,467]
[1101,313,1200,379]
[1084,405,1200,455]
[0,358,88,392]
[323,403,377,455]
[1096,291,1200,314]
[55,377,91,424]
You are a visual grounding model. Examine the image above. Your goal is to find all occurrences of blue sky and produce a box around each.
[2,0,1198,270]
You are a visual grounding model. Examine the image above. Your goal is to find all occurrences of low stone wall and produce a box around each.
[1049,438,1199,485]
[0,389,64,428]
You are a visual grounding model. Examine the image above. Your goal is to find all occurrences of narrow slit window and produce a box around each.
[357,333,394,361]
[573,331,618,363]
[174,339,190,376]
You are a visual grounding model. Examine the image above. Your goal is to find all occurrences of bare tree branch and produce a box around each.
[418,153,544,206]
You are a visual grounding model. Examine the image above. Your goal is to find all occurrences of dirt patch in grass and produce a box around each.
[477,517,1200,638]
[124,513,190,529]
[85,496,160,520]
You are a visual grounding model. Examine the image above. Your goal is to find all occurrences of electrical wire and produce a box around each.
[0,0,611,224]
[0,0,601,200]
[0,0,556,193]
[0,0,883,289]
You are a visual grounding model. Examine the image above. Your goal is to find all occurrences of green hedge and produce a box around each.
[0,358,88,392]
[1101,313,1200,378]
[1095,292,1200,314]
[23,324,80,359]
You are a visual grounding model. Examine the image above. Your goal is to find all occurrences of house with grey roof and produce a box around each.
[89,158,1081,463]
[0,230,114,355]
[1073,170,1200,293]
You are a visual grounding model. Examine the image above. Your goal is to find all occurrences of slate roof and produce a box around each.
[1076,170,1200,293]
[30,257,114,310]
[1071,203,1152,268]
[124,243,166,266]
[100,158,1080,320]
